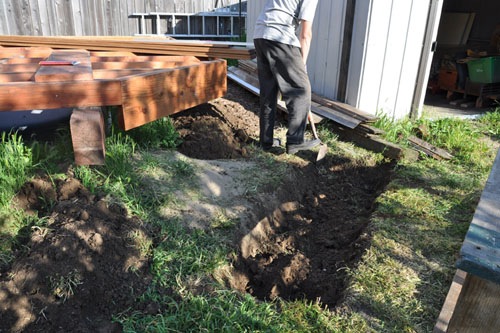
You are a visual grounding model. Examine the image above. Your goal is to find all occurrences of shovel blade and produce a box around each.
[316,143,328,162]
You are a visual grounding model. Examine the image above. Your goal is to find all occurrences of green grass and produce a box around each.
[1,109,499,332]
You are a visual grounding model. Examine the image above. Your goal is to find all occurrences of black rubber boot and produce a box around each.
[286,139,321,154]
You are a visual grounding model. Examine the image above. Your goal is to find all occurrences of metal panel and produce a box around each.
[412,0,444,119]
[309,0,346,100]
[347,0,432,120]
[396,0,434,119]
[377,0,412,119]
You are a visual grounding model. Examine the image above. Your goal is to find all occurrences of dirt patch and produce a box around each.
[0,82,394,332]
[172,85,261,160]
[1,177,151,332]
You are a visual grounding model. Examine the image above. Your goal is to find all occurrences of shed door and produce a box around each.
[411,0,444,119]
[346,0,443,120]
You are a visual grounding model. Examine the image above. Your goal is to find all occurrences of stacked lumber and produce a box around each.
[228,60,414,160]
[231,59,377,128]
[0,35,256,60]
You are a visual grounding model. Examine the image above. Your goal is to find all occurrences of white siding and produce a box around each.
[346,0,432,119]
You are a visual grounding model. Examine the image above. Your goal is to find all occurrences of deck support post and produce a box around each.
[70,107,106,165]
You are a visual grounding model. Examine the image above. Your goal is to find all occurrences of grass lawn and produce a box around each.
[0,105,499,332]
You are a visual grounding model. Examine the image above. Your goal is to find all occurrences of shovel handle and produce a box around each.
[307,111,320,140]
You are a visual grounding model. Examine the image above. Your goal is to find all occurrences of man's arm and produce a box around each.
[299,19,313,65]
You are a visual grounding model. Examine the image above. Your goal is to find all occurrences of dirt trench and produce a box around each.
[172,83,395,307]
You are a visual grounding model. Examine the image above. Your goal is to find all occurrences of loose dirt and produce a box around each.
[0,82,394,332]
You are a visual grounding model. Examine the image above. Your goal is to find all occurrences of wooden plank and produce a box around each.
[0,80,122,111]
[90,55,199,63]
[70,107,106,165]
[407,136,454,160]
[93,69,166,80]
[0,46,53,58]
[0,57,44,64]
[433,269,467,333]
[311,102,362,129]
[456,149,500,284]
[446,273,500,332]
[90,51,136,57]
[91,60,199,70]
[229,64,374,128]
[34,49,93,82]
[119,59,227,130]
[0,63,39,73]
[0,72,34,82]
[311,93,378,123]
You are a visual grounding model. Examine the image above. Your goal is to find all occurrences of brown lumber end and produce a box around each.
[70,107,106,165]
[35,49,93,82]
[119,59,227,130]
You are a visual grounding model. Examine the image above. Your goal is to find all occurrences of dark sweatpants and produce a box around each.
[253,38,311,146]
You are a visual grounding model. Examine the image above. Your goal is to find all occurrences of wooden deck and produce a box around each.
[0,46,227,165]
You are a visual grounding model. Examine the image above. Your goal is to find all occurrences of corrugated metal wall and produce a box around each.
[247,0,347,101]
[346,0,431,120]
[0,0,244,36]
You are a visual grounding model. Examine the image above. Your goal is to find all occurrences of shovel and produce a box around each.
[307,110,328,161]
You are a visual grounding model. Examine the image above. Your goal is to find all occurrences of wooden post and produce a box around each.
[70,107,106,165]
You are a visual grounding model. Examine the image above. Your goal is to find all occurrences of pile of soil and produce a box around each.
[0,82,394,332]
[1,178,150,332]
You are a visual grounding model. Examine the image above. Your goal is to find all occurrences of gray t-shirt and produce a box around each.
[253,0,318,47]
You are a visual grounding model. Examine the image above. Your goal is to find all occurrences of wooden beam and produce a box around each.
[119,59,227,130]
[91,60,199,70]
[0,80,122,111]
[90,55,199,63]
[0,73,35,83]
[0,46,53,58]
[70,107,106,165]
[434,269,467,333]
[35,49,93,82]
[407,136,454,160]
[92,69,165,80]
[0,57,44,64]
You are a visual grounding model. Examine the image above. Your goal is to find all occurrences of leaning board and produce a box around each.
[456,148,500,283]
